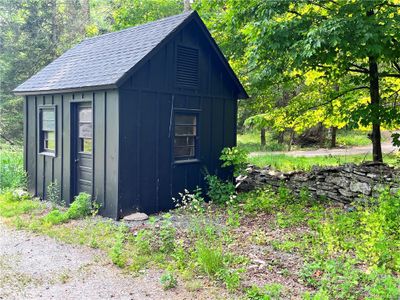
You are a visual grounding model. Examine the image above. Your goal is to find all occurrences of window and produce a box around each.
[39,107,56,154]
[78,107,92,153]
[174,113,197,160]
[176,45,199,89]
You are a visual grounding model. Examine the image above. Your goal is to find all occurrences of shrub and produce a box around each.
[47,181,62,205]
[66,192,92,219]
[205,175,235,205]
[220,147,248,177]
[160,272,177,290]
[41,192,92,225]
[173,187,206,213]
[0,148,26,192]
[195,242,224,277]
[110,225,128,268]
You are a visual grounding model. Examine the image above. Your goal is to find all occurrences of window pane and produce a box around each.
[45,131,55,151]
[79,108,92,122]
[79,123,92,138]
[80,138,92,153]
[175,114,196,125]
[42,120,55,131]
[175,125,196,136]
[174,146,195,158]
[174,136,195,147]
[42,110,55,121]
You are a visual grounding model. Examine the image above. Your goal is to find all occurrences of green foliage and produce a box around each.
[0,191,42,218]
[111,0,183,30]
[0,147,26,192]
[66,193,92,219]
[160,272,177,290]
[46,181,61,205]
[110,225,128,268]
[237,130,286,152]
[195,242,224,277]
[248,153,399,171]
[205,175,236,205]
[246,283,284,300]
[42,192,92,225]
[173,187,206,213]
[220,147,248,177]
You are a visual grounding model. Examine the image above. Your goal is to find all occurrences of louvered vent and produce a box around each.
[176,45,199,89]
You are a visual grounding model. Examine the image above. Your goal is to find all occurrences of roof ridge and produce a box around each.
[83,11,194,43]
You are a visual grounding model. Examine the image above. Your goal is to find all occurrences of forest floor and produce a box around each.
[0,220,224,300]
[249,141,397,158]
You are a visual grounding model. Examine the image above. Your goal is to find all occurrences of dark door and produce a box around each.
[73,102,93,196]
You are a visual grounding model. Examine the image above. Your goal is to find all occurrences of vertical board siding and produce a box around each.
[104,90,119,218]
[25,89,119,218]
[26,96,37,195]
[94,92,106,207]
[139,91,158,213]
[117,21,239,217]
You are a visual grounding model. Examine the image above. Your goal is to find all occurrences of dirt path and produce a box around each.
[250,142,398,158]
[0,221,221,300]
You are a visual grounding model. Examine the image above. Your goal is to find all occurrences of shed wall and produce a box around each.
[24,90,120,218]
[118,20,238,216]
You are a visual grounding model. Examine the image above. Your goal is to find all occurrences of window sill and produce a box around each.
[39,151,56,157]
[173,158,201,165]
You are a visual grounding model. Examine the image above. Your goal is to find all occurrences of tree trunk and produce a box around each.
[260,127,266,150]
[330,126,337,148]
[368,56,383,162]
[82,0,90,24]
[183,0,191,12]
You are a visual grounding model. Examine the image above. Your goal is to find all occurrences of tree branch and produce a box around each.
[296,86,369,114]
[392,61,400,74]
[347,68,369,74]
[349,62,369,72]
[380,73,400,78]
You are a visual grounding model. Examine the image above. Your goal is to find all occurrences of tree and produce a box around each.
[226,0,400,161]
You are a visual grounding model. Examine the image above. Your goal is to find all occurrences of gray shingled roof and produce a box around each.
[14,11,193,94]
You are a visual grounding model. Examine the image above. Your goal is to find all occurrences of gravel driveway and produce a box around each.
[0,221,221,300]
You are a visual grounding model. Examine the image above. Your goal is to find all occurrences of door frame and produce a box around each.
[70,99,94,201]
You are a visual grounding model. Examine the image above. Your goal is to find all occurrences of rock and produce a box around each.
[123,212,149,221]
[349,181,371,195]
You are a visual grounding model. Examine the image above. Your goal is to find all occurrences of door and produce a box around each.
[73,102,93,196]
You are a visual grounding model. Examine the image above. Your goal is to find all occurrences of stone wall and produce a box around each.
[236,162,400,203]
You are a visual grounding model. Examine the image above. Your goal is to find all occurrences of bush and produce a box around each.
[205,175,235,205]
[66,193,92,219]
[195,242,224,277]
[160,272,177,290]
[220,147,248,177]
[41,192,92,225]
[0,148,26,192]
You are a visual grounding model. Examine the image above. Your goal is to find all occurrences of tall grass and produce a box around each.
[0,146,26,192]
[248,153,399,171]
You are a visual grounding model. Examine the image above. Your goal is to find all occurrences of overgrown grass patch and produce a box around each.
[1,180,399,298]
[0,146,26,192]
[248,153,399,171]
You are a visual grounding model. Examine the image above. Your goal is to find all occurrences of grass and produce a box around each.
[1,186,399,299]
[0,145,25,192]
[248,153,399,171]
[237,130,285,152]
[238,129,390,152]
[0,142,399,298]
[336,129,372,147]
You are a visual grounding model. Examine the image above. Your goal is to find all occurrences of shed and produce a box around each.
[13,11,248,219]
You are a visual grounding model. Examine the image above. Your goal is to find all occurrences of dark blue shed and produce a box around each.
[14,11,248,219]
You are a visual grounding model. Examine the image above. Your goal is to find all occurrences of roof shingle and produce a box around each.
[14,11,193,94]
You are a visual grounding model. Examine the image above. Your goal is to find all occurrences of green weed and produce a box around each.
[160,272,177,290]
